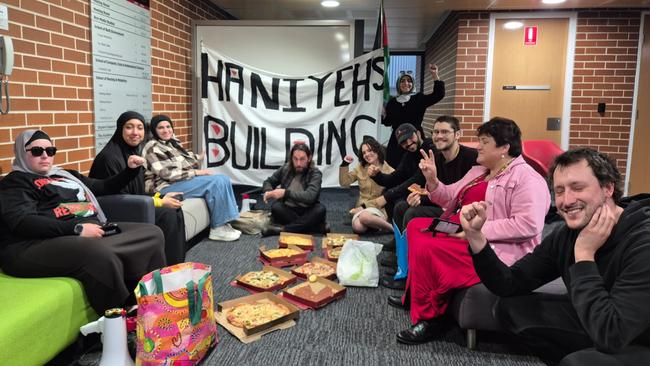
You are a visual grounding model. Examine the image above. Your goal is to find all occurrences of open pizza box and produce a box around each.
[259,244,308,267]
[216,292,300,343]
[282,276,346,309]
[291,257,337,280]
[321,241,342,262]
[235,265,297,292]
[278,232,315,251]
[323,233,359,249]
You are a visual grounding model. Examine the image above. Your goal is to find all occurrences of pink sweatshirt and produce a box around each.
[427,155,550,266]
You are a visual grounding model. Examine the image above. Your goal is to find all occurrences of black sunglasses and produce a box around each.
[26,146,57,157]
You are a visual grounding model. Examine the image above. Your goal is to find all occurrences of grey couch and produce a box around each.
[98,195,210,242]
[447,221,567,349]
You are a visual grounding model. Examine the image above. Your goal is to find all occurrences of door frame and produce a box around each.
[624,11,649,196]
[483,12,577,150]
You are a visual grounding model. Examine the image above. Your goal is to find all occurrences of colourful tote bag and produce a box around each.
[135,262,217,365]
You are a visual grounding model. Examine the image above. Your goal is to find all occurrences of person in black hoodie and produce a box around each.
[0,130,165,314]
[90,111,186,265]
[462,148,650,365]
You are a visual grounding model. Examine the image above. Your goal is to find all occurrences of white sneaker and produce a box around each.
[209,225,241,241]
[226,223,242,235]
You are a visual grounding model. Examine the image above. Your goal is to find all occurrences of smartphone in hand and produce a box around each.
[427,218,462,234]
[101,222,121,236]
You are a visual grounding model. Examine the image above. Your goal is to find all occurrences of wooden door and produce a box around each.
[490,18,569,144]
[628,15,650,195]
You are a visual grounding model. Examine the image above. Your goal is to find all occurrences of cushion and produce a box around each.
[181,198,210,241]
[0,271,98,365]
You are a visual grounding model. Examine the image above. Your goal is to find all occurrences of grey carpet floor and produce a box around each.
[74,188,546,366]
[186,189,545,366]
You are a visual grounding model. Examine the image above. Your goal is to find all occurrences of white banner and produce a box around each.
[200,47,385,187]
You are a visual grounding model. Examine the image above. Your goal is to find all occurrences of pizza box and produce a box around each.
[290,257,337,280]
[216,292,300,342]
[278,232,315,251]
[259,245,308,267]
[235,266,297,292]
[321,242,342,262]
[282,277,346,309]
[323,233,359,248]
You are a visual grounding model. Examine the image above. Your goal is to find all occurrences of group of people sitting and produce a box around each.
[1,105,649,365]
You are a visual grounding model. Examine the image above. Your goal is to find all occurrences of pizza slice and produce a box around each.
[408,183,428,195]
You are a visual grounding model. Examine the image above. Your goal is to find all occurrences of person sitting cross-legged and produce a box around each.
[261,143,328,236]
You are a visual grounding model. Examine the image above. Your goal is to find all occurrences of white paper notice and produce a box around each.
[91,0,152,152]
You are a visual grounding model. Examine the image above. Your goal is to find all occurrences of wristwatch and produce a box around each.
[74,223,84,235]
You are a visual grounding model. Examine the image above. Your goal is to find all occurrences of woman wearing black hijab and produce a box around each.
[0,129,165,314]
[90,111,187,265]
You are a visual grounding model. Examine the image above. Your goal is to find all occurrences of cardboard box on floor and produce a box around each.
[216,292,300,343]
[291,257,337,280]
[323,233,359,248]
[278,232,314,250]
[283,276,346,309]
[235,265,297,292]
[259,245,308,267]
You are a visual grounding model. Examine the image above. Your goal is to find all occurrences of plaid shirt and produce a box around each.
[142,139,200,193]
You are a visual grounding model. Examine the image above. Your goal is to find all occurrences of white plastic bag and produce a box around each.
[336,240,383,287]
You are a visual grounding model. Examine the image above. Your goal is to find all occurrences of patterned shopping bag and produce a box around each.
[135,262,217,365]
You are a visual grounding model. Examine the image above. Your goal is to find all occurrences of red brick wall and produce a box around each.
[422,13,458,137]
[571,10,640,175]
[0,0,228,176]
[424,9,642,175]
[424,12,489,143]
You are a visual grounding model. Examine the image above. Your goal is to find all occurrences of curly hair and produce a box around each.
[477,117,522,157]
[549,148,623,203]
[357,136,385,167]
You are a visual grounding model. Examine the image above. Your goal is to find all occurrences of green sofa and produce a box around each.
[0,194,155,365]
[0,270,97,365]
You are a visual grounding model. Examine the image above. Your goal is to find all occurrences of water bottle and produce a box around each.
[240,194,256,213]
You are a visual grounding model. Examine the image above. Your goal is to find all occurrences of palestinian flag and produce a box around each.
[373,0,390,103]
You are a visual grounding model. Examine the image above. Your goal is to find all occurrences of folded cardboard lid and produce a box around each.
[278,232,314,247]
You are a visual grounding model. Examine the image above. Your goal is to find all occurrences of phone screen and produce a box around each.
[429,218,461,234]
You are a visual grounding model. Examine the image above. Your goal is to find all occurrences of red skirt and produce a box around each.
[405,217,481,324]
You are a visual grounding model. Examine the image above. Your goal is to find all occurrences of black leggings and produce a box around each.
[497,293,650,366]
[271,201,327,234]
[2,222,165,314]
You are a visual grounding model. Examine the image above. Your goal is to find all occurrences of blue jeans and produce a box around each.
[161,175,239,229]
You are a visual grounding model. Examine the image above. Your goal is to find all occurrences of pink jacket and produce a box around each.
[427,155,550,266]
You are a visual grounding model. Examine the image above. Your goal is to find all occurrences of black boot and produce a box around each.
[396,319,442,345]
[261,224,283,237]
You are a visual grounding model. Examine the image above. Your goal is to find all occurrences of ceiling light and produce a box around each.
[542,0,566,4]
[321,1,340,7]
[504,21,524,30]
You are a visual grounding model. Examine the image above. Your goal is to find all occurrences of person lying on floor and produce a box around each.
[90,111,187,265]
[339,136,394,234]
[0,130,166,315]
[142,114,241,242]
[391,117,550,345]
[464,148,650,366]
[261,143,328,236]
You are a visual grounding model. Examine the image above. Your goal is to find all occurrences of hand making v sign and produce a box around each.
[418,149,438,189]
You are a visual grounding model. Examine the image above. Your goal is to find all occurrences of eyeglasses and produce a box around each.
[26,146,57,157]
[432,129,454,136]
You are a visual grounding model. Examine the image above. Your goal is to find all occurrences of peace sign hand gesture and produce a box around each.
[418,149,439,189]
